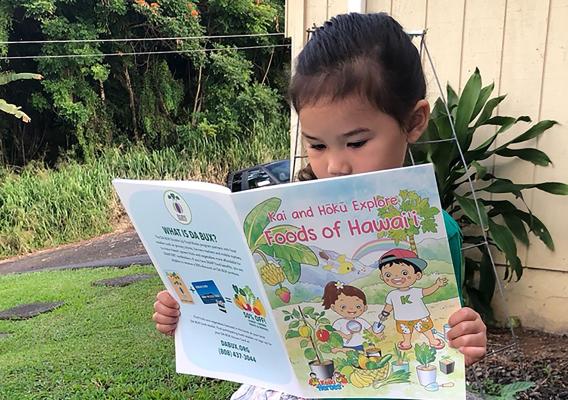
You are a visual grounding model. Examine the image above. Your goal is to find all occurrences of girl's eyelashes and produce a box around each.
[309,143,326,150]
[347,140,368,148]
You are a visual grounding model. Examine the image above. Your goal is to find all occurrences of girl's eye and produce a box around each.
[356,305,361,309]
[309,143,326,150]
[385,273,391,278]
[402,271,408,276]
[347,140,367,148]
[340,305,346,310]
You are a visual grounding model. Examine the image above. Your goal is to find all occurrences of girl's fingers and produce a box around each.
[153,312,179,326]
[449,332,486,349]
[448,307,481,327]
[463,347,487,366]
[446,320,486,341]
[153,300,181,318]
[156,323,176,336]
[156,290,180,309]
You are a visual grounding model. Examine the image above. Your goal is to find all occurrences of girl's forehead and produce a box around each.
[299,96,401,136]
[337,293,363,302]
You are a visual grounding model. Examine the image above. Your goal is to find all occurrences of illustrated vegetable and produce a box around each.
[284,306,342,367]
[316,329,330,342]
[232,285,266,317]
[298,325,312,338]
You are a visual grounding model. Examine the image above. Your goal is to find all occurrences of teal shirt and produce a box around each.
[443,210,464,302]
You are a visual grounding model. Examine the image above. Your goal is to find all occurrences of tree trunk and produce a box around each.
[191,64,203,127]
[409,235,417,255]
[123,64,139,142]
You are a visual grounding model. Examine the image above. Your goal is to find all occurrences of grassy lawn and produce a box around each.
[0,266,238,399]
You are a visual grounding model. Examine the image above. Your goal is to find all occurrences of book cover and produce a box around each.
[113,163,466,399]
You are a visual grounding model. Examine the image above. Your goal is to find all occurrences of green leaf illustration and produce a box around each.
[285,329,300,339]
[328,332,343,348]
[280,259,301,284]
[259,239,318,266]
[304,348,317,361]
[243,197,281,248]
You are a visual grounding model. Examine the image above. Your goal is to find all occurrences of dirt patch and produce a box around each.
[467,328,568,399]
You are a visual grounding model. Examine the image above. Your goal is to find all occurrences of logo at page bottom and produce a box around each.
[164,190,191,224]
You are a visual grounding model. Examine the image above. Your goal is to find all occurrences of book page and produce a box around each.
[230,164,466,399]
[113,179,299,393]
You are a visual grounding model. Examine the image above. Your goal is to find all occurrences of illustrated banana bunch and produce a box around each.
[260,262,285,286]
[349,364,390,388]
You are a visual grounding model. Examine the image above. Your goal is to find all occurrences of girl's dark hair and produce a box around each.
[322,281,367,309]
[291,13,426,181]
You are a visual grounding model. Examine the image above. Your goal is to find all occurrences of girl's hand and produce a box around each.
[153,290,180,336]
[447,307,487,366]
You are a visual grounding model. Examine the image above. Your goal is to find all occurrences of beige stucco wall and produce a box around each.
[285,0,568,334]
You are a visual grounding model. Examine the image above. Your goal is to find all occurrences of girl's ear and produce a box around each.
[405,99,430,144]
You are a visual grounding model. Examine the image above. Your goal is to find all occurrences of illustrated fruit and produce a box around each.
[349,368,374,388]
[358,354,369,370]
[234,294,247,310]
[349,363,391,387]
[298,325,312,338]
[275,287,291,303]
[253,299,265,316]
[316,329,330,342]
[260,263,286,286]
[340,365,354,377]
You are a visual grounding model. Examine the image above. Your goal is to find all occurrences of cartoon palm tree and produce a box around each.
[376,190,439,255]
[244,198,318,304]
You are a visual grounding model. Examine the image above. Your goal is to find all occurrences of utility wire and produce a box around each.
[0,43,291,61]
[0,32,285,45]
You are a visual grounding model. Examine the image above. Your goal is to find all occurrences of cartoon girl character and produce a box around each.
[322,281,377,352]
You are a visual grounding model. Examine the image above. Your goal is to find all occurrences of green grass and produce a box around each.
[0,120,289,258]
[0,266,238,399]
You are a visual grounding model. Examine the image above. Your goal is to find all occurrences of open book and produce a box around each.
[113,164,465,399]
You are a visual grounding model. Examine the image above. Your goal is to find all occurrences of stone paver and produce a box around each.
[0,301,64,320]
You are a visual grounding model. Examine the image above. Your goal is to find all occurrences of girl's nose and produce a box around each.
[327,153,352,176]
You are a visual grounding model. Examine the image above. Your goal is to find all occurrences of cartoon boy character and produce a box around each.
[322,281,378,352]
[377,248,448,350]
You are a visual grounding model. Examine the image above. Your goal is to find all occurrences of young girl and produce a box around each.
[153,12,487,399]
[322,281,376,352]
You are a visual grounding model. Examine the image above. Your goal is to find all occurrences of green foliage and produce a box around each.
[0,71,43,122]
[0,119,288,258]
[479,379,535,400]
[0,265,239,399]
[1,0,288,165]
[412,68,568,322]
[413,343,436,367]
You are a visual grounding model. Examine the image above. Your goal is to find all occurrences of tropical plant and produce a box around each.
[412,68,568,321]
[414,343,436,367]
[283,305,342,365]
[0,72,43,122]
[393,343,409,365]
[244,197,318,304]
[482,381,534,400]
[376,190,439,255]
